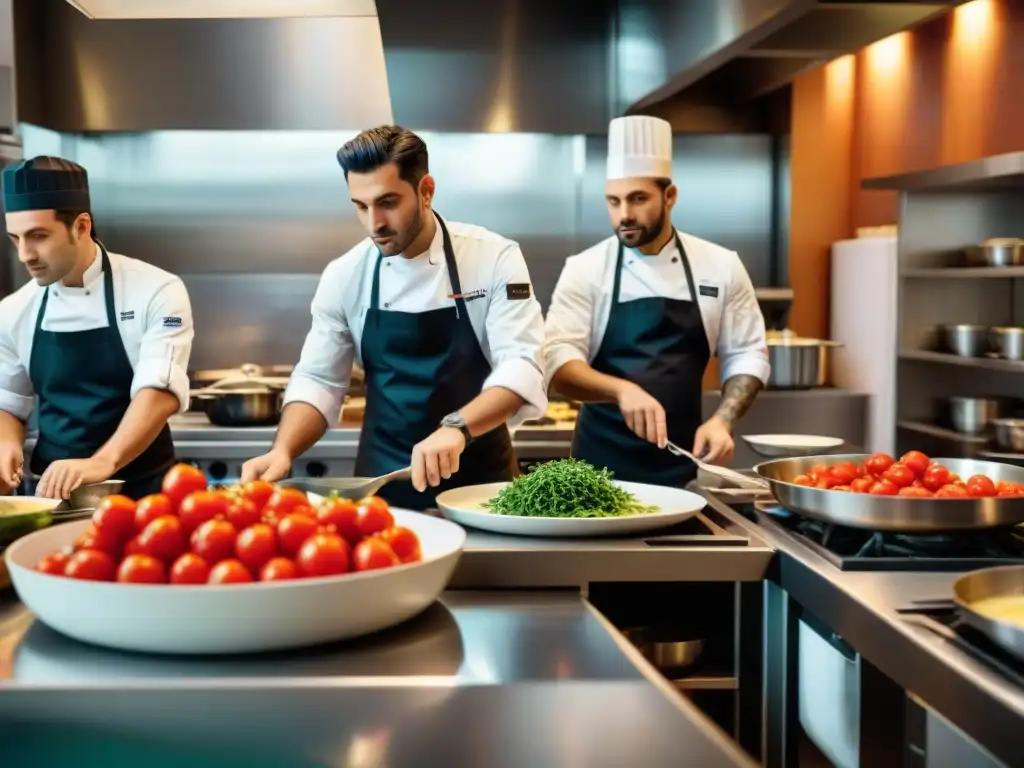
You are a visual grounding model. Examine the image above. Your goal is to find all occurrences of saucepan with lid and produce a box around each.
[190,364,287,427]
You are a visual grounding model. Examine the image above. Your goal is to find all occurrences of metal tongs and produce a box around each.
[665,441,770,491]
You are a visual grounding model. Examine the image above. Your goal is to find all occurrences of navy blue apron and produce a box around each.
[354,213,517,511]
[28,244,175,500]
[571,231,711,488]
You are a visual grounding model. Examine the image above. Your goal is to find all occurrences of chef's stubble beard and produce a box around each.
[616,200,667,250]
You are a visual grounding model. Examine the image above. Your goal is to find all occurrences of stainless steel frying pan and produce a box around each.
[752,454,1024,532]
[953,565,1024,662]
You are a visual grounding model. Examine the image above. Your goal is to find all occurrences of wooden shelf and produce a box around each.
[898,349,1024,373]
[902,267,1024,278]
[862,151,1024,192]
[896,421,989,445]
[671,676,738,691]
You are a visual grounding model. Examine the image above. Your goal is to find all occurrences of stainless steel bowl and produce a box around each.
[766,339,840,389]
[938,324,989,357]
[193,388,284,427]
[953,565,1024,664]
[993,418,1024,452]
[622,626,705,671]
[940,396,1013,435]
[990,327,1024,361]
[752,454,1024,531]
[965,238,1024,267]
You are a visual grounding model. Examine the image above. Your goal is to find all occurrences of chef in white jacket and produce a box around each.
[241,126,546,510]
[543,115,769,487]
[0,156,193,500]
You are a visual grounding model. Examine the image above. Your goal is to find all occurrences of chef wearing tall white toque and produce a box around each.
[543,115,770,488]
[0,156,194,500]
[241,126,547,510]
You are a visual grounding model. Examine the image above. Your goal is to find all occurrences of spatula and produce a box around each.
[283,467,412,500]
[665,441,769,490]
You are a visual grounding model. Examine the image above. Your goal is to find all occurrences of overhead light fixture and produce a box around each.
[64,0,377,19]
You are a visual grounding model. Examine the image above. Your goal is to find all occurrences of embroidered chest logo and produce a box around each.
[119,310,135,321]
[162,316,183,328]
[698,285,719,299]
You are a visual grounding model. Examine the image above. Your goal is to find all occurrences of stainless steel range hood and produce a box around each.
[619,0,962,112]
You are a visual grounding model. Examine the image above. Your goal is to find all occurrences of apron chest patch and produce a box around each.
[506,283,531,300]
[698,285,719,299]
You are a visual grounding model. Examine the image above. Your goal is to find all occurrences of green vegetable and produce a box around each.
[483,459,656,518]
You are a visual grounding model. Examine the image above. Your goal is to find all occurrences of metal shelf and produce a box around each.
[902,267,1024,279]
[672,676,738,691]
[898,349,1024,373]
[862,151,1024,192]
[896,421,988,445]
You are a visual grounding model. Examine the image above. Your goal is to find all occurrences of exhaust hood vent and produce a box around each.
[63,0,377,18]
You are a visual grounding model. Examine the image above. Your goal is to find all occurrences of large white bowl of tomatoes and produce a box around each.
[4,464,467,654]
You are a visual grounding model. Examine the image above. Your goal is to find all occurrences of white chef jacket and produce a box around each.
[543,231,770,388]
[285,218,547,428]
[0,245,194,422]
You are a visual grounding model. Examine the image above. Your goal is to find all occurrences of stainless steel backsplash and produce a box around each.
[14,125,778,372]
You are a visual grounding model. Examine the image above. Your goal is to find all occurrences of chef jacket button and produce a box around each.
[384,302,390,308]
[672,257,679,263]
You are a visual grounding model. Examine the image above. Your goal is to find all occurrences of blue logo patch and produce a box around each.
[162,316,183,328]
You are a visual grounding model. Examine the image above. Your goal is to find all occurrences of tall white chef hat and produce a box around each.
[606,115,673,181]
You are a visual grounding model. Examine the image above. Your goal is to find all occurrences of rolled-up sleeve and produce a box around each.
[718,255,771,384]
[283,261,355,426]
[0,308,33,422]
[542,255,594,391]
[481,243,547,427]
[133,278,194,413]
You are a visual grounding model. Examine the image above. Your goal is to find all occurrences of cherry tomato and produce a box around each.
[850,477,874,493]
[809,464,829,481]
[356,497,394,537]
[190,519,238,564]
[297,533,351,577]
[827,465,858,486]
[36,551,70,575]
[316,499,362,543]
[263,488,309,524]
[997,481,1024,494]
[117,554,167,584]
[277,512,319,557]
[353,537,401,572]
[124,536,144,557]
[966,474,997,498]
[898,486,933,498]
[376,526,421,563]
[999,487,1024,498]
[169,552,211,584]
[64,549,117,581]
[922,464,951,492]
[92,495,137,542]
[161,463,209,509]
[134,494,174,533]
[208,559,253,584]
[935,483,969,498]
[899,450,931,478]
[137,515,186,563]
[235,523,277,572]
[813,479,831,490]
[831,485,852,492]
[225,497,261,530]
[883,464,915,489]
[869,480,899,496]
[260,557,299,581]
[864,453,895,475]
[792,474,813,486]
[74,524,122,559]
[239,480,276,512]
[178,490,230,535]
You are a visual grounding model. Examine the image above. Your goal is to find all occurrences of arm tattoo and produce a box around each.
[715,374,763,427]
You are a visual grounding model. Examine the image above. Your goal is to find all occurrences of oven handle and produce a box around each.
[801,610,857,661]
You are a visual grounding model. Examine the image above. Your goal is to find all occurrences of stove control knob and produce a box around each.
[306,461,327,478]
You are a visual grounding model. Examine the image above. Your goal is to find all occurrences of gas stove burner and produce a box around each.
[750,501,1024,571]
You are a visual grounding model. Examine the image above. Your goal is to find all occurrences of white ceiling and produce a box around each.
[65,0,377,18]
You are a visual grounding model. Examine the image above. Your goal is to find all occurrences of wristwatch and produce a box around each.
[441,412,474,445]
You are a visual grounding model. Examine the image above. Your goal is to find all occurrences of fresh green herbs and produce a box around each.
[483,459,656,518]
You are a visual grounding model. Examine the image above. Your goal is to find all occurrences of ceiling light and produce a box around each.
[64,0,377,19]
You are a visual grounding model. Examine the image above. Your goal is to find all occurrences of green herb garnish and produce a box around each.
[483,459,656,518]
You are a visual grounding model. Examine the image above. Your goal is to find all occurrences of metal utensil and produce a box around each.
[765,338,841,389]
[752,454,1024,531]
[622,626,705,671]
[990,327,1024,361]
[964,238,1024,267]
[665,442,768,489]
[938,324,989,357]
[992,418,1024,452]
[953,565,1024,664]
[285,467,412,500]
[941,396,1012,435]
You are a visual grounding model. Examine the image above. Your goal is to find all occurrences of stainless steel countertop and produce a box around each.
[707,495,1024,766]
[0,591,755,767]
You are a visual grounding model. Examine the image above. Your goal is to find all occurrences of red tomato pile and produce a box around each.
[790,450,1024,499]
[33,463,423,584]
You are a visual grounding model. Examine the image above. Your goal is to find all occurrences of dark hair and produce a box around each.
[653,178,672,191]
[55,210,99,241]
[336,126,429,189]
